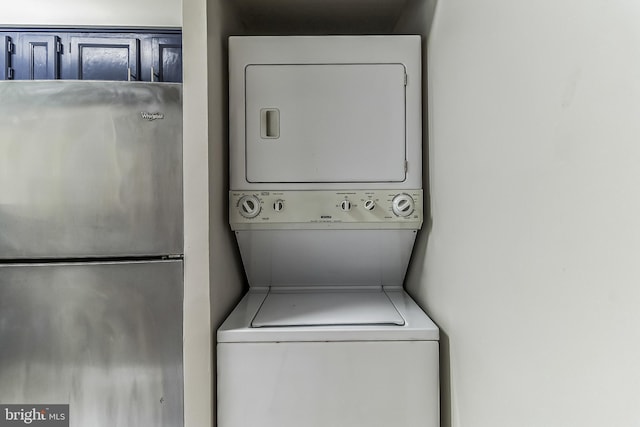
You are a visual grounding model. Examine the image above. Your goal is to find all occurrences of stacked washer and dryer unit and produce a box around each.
[218,36,439,427]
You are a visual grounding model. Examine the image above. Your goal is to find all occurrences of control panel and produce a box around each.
[230,190,423,230]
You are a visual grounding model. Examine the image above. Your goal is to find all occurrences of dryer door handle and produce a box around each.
[260,108,280,139]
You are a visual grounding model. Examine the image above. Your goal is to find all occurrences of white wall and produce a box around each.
[183,1,246,426]
[182,0,214,426]
[2,0,181,27]
[407,1,640,426]
[205,2,246,426]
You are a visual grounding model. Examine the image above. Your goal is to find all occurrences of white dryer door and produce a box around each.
[245,63,407,183]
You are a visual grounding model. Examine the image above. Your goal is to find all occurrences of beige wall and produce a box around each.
[407,1,640,426]
[2,0,180,27]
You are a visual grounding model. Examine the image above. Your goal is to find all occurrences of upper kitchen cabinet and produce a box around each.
[0,29,182,82]
[1,36,13,80]
[152,36,182,83]
[14,34,61,80]
[69,36,140,81]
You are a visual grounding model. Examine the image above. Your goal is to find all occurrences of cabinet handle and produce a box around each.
[127,67,137,81]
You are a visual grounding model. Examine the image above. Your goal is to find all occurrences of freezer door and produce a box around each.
[245,63,407,183]
[0,260,183,427]
[0,81,182,259]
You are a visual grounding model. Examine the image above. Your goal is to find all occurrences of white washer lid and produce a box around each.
[251,289,405,327]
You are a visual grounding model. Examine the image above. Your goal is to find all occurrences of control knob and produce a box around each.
[391,194,415,217]
[273,200,284,212]
[363,199,376,211]
[340,200,352,211]
[238,195,261,218]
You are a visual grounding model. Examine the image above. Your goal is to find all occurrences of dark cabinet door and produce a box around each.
[1,30,180,82]
[1,36,14,80]
[152,36,182,82]
[14,34,61,80]
[70,36,140,81]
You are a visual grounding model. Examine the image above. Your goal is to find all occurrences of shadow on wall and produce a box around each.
[407,216,451,427]
[397,0,447,425]
[439,330,452,427]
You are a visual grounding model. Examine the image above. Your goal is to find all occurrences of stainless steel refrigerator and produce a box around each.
[0,81,183,426]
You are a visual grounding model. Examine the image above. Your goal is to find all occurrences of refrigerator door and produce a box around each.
[0,81,182,259]
[0,260,183,427]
